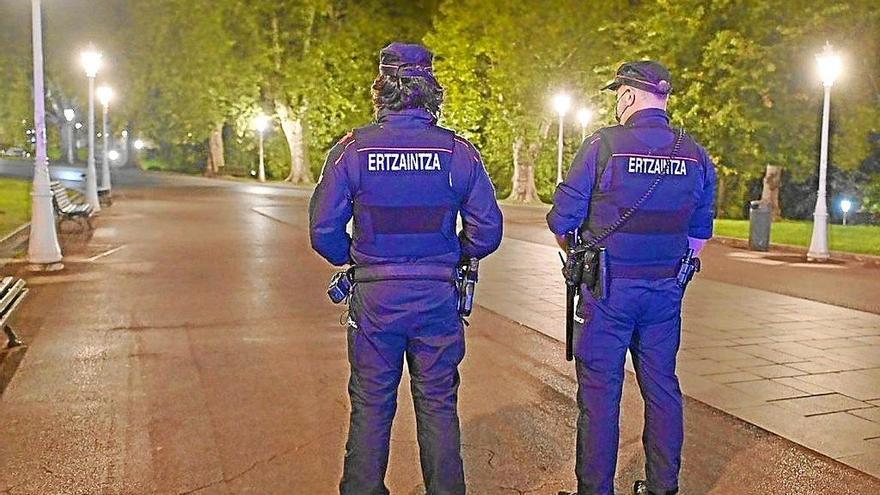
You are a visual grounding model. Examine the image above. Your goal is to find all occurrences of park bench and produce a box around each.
[50,181,94,229]
[0,277,27,348]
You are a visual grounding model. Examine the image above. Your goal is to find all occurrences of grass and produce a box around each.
[0,178,31,238]
[714,219,880,256]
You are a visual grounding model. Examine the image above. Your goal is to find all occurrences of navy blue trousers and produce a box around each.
[340,280,466,495]
[574,278,684,495]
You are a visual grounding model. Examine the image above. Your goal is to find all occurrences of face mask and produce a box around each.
[615,89,634,124]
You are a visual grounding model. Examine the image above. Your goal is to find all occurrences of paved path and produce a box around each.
[480,237,880,479]
[0,179,877,494]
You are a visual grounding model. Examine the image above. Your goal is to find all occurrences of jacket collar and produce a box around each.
[377,107,437,125]
[627,108,670,127]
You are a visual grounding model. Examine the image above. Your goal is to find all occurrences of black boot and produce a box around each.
[633,480,678,495]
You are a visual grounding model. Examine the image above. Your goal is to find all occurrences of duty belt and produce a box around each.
[611,264,678,280]
[349,263,458,283]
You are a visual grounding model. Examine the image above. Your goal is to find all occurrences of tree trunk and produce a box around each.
[276,100,312,184]
[716,173,728,217]
[506,137,540,202]
[205,123,225,176]
[759,164,783,220]
[506,120,551,203]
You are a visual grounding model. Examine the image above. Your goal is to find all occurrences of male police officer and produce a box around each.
[309,43,503,495]
[549,61,716,495]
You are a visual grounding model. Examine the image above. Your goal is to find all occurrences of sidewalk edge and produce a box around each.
[712,235,880,266]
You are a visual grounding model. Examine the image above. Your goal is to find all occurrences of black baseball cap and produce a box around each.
[602,61,672,95]
[378,42,437,82]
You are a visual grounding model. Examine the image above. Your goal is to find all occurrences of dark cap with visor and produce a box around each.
[602,61,672,95]
[379,43,437,82]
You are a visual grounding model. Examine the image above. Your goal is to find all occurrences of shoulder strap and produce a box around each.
[580,127,685,250]
[592,127,615,195]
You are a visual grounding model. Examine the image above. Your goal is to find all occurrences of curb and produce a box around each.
[0,222,30,258]
[713,235,880,267]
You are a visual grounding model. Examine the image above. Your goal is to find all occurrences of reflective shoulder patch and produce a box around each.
[358,147,451,173]
[613,153,698,176]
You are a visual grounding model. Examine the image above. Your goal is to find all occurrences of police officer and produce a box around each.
[309,42,503,495]
[549,61,716,495]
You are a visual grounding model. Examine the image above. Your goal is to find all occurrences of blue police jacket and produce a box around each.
[309,108,503,267]
[547,108,716,276]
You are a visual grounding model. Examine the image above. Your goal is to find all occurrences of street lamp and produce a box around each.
[840,199,852,226]
[96,85,113,195]
[807,42,842,262]
[64,108,75,164]
[80,47,102,212]
[134,139,145,150]
[253,114,270,183]
[553,93,571,184]
[27,0,62,269]
[577,108,593,140]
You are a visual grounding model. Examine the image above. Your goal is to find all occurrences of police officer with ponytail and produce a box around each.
[309,43,503,495]
[549,61,717,495]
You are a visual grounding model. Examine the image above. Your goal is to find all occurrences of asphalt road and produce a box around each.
[0,176,877,493]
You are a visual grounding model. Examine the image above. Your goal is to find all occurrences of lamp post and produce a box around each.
[577,108,593,141]
[27,0,63,269]
[80,47,102,212]
[840,199,852,226]
[553,93,571,184]
[253,114,270,183]
[64,108,75,164]
[97,85,113,194]
[807,42,841,262]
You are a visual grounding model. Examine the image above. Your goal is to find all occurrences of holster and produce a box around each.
[567,245,608,300]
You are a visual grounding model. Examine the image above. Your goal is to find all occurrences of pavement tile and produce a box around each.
[729,336,775,345]
[724,356,777,369]
[801,337,867,350]
[703,371,763,384]
[743,364,807,378]
[798,371,880,401]
[728,379,807,401]
[677,359,738,376]
[787,357,867,374]
[733,344,801,364]
[764,341,827,359]
[688,347,756,362]
[850,407,880,424]
[771,377,833,395]
[771,393,871,416]
[688,383,767,410]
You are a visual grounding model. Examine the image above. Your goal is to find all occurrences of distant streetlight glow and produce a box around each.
[817,43,842,87]
[253,114,270,182]
[97,85,113,106]
[64,108,75,122]
[80,48,102,78]
[134,139,145,150]
[553,93,571,184]
[577,108,593,140]
[840,199,852,226]
[108,150,120,161]
[807,42,843,261]
[75,122,83,129]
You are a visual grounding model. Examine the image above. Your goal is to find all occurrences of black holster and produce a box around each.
[566,244,608,301]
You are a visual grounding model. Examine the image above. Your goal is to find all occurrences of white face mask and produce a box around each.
[615,88,635,124]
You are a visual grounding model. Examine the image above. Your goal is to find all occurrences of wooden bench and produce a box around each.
[50,181,94,229]
[1,277,27,348]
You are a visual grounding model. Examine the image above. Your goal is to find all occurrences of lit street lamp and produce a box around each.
[97,85,113,195]
[840,199,852,226]
[27,0,62,269]
[134,139,145,150]
[253,114,270,183]
[553,93,571,184]
[80,47,102,212]
[64,108,75,164]
[577,108,593,141]
[807,42,842,262]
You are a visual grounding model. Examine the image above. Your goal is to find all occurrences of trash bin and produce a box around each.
[748,200,771,251]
